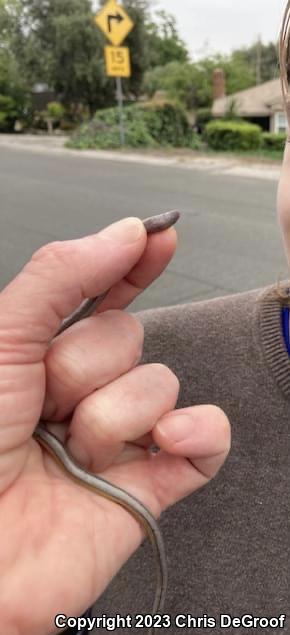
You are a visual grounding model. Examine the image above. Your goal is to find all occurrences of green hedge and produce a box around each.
[262,132,286,152]
[204,119,263,151]
[67,103,201,150]
[195,108,213,133]
[142,103,190,147]
[0,95,18,131]
[45,101,65,120]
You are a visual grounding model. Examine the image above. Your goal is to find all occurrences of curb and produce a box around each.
[0,134,282,181]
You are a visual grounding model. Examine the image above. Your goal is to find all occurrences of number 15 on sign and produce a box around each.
[105,46,131,77]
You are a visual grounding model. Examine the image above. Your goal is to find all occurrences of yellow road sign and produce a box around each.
[95,0,134,47]
[105,46,131,77]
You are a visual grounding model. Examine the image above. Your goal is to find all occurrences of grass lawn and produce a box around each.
[119,144,284,165]
[201,146,283,164]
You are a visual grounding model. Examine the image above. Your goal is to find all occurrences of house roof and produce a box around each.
[212,78,284,117]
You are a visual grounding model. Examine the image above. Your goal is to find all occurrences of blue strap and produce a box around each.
[282,306,290,356]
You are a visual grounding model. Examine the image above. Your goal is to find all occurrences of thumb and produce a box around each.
[0,218,146,492]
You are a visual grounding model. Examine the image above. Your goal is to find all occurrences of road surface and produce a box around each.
[0,145,286,312]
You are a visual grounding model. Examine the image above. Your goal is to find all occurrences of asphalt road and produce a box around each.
[0,146,287,312]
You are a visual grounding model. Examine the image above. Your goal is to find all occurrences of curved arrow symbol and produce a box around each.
[108,12,124,32]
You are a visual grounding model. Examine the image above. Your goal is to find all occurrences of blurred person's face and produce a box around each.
[277,143,290,268]
[277,2,290,270]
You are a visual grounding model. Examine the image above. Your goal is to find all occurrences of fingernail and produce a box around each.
[100,218,144,244]
[156,413,195,443]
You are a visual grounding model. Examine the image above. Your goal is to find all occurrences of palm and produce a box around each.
[2,437,159,635]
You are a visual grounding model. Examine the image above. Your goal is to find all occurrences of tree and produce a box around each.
[146,10,188,68]
[144,59,215,110]
[0,0,31,126]
[216,52,256,94]
[121,0,151,97]
[143,62,195,108]
[0,0,191,116]
[144,47,266,111]
[15,0,116,112]
[232,41,279,84]
[8,0,156,111]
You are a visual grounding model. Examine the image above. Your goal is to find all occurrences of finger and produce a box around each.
[91,226,177,312]
[66,363,180,471]
[42,311,144,421]
[1,218,147,352]
[153,405,231,484]
[101,405,231,515]
[0,218,149,491]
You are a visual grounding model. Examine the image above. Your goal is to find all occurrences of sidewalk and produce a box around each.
[0,133,282,181]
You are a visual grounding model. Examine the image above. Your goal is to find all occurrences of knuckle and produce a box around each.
[149,363,180,393]
[123,311,144,342]
[31,241,70,264]
[46,346,87,389]
[107,310,144,364]
[77,398,114,444]
[127,314,144,363]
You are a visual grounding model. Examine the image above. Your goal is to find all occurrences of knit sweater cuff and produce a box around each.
[257,284,290,400]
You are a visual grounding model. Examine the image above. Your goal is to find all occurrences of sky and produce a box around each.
[154,0,286,60]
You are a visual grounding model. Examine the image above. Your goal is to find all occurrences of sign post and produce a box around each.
[116,76,125,146]
[95,0,134,145]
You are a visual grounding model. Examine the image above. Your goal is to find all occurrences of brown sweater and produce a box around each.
[93,283,290,633]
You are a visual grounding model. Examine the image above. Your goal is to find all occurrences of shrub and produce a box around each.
[68,102,197,150]
[68,106,154,149]
[141,102,192,147]
[60,119,78,132]
[40,101,66,134]
[46,101,65,120]
[204,119,262,151]
[195,108,213,134]
[262,132,286,153]
[188,133,203,150]
[0,95,18,131]
[223,98,241,121]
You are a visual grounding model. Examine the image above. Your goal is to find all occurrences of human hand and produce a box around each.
[0,217,230,635]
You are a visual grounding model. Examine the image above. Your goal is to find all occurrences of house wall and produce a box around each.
[271,112,288,134]
[32,91,57,112]
[244,116,270,132]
